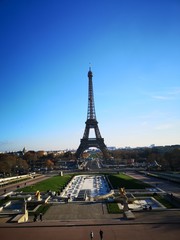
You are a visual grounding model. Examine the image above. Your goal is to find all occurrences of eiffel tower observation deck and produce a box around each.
[75,68,109,159]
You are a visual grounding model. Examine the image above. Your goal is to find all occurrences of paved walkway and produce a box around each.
[43,202,113,221]
[0,224,180,240]
[0,174,50,196]
[1,202,180,226]
[0,191,180,240]
[126,171,180,197]
[35,202,180,224]
[0,204,180,240]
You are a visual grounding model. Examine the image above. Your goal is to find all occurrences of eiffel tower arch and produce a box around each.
[76,68,109,159]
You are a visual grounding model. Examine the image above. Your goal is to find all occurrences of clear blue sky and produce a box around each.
[0,0,180,152]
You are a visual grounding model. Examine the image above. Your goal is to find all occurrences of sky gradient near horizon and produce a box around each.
[0,0,180,152]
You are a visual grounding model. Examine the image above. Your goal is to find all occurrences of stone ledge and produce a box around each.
[11,211,28,223]
[123,210,135,220]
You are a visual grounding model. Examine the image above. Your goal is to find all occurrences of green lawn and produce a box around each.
[28,203,52,216]
[107,202,122,214]
[19,173,150,193]
[20,174,73,192]
[107,173,151,189]
[153,195,176,208]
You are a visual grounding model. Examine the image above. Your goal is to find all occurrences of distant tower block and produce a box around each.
[76,68,109,159]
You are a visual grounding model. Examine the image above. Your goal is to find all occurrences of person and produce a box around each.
[143,205,148,211]
[170,193,174,200]
[39,212,43,221]
[33,214,37,222]
[99,229,103,240]
[90,231,94,239]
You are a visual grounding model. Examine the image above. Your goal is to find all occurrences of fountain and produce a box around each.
[61,175,113,201]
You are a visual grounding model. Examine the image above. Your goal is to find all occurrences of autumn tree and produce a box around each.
[24,151,38,169]
[0,154,16,174]
[45,159,54,169]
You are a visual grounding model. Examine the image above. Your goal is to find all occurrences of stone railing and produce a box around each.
[94,190,114,201]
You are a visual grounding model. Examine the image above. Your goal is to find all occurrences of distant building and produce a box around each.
[107,146,116,150]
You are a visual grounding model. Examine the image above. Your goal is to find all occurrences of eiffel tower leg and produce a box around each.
[75,140,87,159]
[76,138,109,159]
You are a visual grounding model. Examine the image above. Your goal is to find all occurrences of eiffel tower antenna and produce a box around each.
[76,68,109,159]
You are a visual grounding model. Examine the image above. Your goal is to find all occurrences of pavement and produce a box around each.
[1,201,174,224]
[126,171,180,198]
[0,174,50,196]
[0,202,180,240]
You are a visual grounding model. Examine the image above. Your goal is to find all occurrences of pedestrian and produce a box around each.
[99,229,103,240]
[33,214,37,222]
[39,212,43,221]
[90,231,94,239]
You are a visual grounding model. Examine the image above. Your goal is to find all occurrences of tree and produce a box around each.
[24,151,38,169]
[0,154,17,174]
[45,159,54,169]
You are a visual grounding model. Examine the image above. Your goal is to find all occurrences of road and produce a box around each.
[0,174,52,196]
[126,171,180,197]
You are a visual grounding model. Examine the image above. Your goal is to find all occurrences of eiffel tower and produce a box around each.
[76,68,109,159]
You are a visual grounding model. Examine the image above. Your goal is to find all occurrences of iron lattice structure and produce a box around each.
[76,68,109,159]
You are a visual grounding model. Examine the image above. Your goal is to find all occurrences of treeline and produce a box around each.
[0,150,75,176]
[0,145,180,175]
[107,145,180,171]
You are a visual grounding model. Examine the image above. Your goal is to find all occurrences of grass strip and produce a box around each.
[20,174,73,192]
[153,195,176,208]
[107,202,122,214]
[107,173,151,189]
